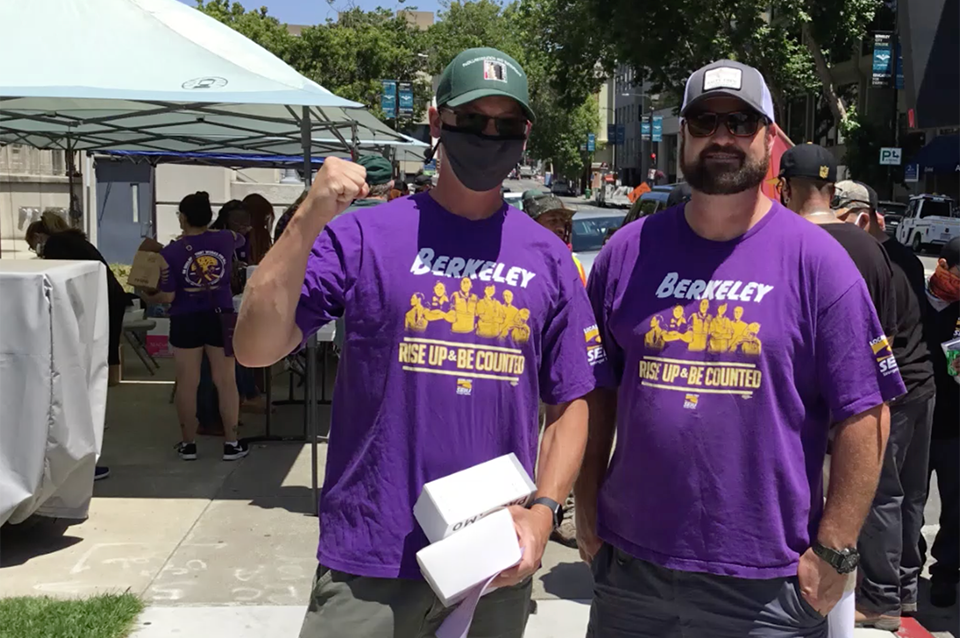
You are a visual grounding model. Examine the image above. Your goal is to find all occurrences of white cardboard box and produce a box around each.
[414,453,536,544]
[416,507,521,607]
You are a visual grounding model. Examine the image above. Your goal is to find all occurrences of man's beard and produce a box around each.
[680,138,769,195]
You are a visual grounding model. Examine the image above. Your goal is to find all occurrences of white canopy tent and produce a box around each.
[0,0,422,516]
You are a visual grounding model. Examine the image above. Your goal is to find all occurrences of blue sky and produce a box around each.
[181,0,446,24]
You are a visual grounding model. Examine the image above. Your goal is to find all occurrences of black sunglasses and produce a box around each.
[440,108,528,138]
[686,111,768,138]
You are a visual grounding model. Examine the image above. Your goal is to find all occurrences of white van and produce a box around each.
[895,195,960,252]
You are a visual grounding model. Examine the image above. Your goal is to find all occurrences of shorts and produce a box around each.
[169,309,231,350]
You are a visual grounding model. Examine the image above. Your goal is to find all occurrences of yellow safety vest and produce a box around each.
[572,254,587,287]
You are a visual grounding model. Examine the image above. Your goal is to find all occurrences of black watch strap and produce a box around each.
[530,496,563,529]
[812,541,859,574]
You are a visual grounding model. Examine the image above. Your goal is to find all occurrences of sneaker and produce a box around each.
[177,442,197,461]
[901,601,917,615]
[223,440,249,461]
[94,466,110,481]
[854,608,901,632]
[930,581,958,608]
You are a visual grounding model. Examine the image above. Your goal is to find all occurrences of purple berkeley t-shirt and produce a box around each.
[159,230,244,315]
[587,202,905,579]
[296,192,598,579]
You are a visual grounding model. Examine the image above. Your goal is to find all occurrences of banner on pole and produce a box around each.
[652,116,663,143]
[398,82,414,116]
[381,80,397,118]
[641,116,651,141]
[872,33,893,87]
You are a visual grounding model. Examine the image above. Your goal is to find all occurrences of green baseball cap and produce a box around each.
[436,47,536,123]
[356,154,393,186]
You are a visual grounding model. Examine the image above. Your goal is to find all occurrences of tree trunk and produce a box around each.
[802,23,847,127]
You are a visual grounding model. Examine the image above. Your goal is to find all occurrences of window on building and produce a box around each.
[51,150,65,175]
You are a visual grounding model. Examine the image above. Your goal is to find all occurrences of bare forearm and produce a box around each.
[536,399,588,502]
[235,203,330,367]
[573,388,617,504]
[819,403,889,548]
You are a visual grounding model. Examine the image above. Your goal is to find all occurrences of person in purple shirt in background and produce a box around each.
[234,47,596,638]
[577,60,905,638]
[141,192,249,462]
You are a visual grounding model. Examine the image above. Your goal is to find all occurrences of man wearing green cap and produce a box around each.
[346,153,394,211]
[236,47,597,638]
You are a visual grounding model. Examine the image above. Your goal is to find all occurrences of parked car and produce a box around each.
[550,179,576,197]
[877,201,906,238]
[503,191,525,211]
[895,194,960,252]
[572,209,627,277]
[602,185,678,245]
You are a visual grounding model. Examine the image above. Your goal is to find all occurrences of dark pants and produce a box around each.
[197,355,258,427]
[587,544,827,638]
[925,437,960,585]
[857,396,935,613]
[298,565,532,638]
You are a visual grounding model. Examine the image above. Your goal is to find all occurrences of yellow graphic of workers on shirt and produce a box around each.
[645,300,762,355]
[407,278,531,344]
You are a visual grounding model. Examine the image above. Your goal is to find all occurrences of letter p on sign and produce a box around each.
[880,147,902,166]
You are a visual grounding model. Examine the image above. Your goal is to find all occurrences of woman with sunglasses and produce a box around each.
[236,48,596,638]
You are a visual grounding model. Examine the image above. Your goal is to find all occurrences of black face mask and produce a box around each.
[439,124,526,193]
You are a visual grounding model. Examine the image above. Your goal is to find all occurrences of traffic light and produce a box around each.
[650,152,657,164]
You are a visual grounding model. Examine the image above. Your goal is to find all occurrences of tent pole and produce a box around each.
[302,106,321,518]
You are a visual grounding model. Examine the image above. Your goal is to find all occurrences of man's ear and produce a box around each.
[939,257,950,269]
[428,106,442,139]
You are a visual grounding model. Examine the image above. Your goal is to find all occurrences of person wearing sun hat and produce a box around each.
[343,153,395,212]
[521,190,586,286]
[236,46,597,638]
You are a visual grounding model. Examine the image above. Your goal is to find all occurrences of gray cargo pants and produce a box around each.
[857,396,935,614]
[587,544,827,638]
[298,564,532,638]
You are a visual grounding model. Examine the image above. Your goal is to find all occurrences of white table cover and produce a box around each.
[0,260,108,525]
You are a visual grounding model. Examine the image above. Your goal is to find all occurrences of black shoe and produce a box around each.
[177,442,197,461]
[94,466,110,481]
[223,440,249,461]
[930,581,957,608]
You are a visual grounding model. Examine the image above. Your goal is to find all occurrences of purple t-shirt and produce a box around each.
[159,230,244,315]
[587,202,905,579]
[295,192,598,579]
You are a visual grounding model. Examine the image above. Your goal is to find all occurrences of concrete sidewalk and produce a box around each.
[127,602,933,638]
[1,355,956,638]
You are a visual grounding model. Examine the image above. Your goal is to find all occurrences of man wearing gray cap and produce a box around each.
[831,181,936,629]
[577,60,904,637]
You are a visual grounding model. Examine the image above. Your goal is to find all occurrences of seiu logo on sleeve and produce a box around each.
[655,272,774,303]
[871,335,899,377]
[584,324,606,366]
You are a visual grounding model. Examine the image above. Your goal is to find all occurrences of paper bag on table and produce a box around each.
[127,238,165,290]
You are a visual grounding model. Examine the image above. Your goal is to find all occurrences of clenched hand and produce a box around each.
[302,156,369,222]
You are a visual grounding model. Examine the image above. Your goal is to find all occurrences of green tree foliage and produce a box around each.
[195,0,599,177]
[195,1,432,122]
[427,1,599,178]
[541,0,880,127]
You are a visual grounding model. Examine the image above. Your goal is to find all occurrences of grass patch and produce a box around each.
[0,593,143,638]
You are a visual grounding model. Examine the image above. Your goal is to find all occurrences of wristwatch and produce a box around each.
[530,497,564,529]
[812,541,860,574]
